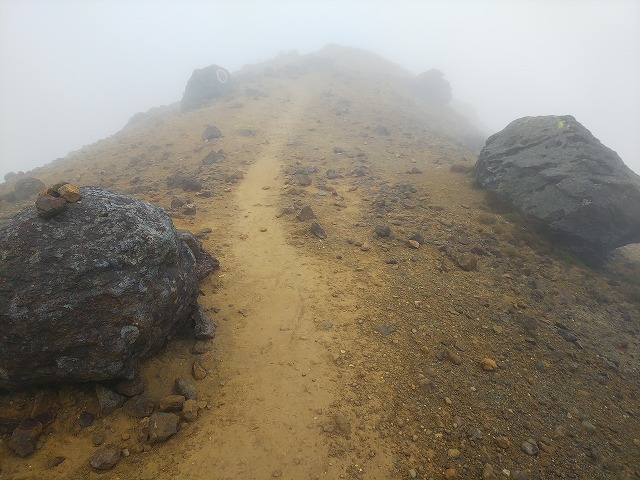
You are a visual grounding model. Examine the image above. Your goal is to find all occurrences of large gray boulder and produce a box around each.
[181,64,233,111]
[475,115,640,261]
[0,187,200,390]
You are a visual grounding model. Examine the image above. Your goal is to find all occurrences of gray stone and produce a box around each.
[13,177,45,201]
[0,187,200,390]
[181,65,232,111]
[475,115,640,261]
[521,438,539,456]
[296,174,312,186]
[201,125,222,141]
[174,378,197,400]
[202,149,225,165]
[311,222,327,239]
[296,205,316,221]
[96,386,126,414]
[374,225,391,238]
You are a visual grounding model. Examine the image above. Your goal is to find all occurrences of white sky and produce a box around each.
[1,0,639,179]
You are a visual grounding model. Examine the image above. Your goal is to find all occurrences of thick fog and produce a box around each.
[1,0,639,180]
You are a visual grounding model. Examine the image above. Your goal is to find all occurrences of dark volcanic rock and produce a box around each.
[181,64,232,111]
[192,305,216,340]
[311,222,327,239]
[476,115,640,261]
[178,230,219,280]
[96,386,126,414]
[202,149,225,165]
[296,205,316,221]
[167,174,203,192]
[174,378,197,400]
[0,187,199,390]
[9,418,43,457]
[201,125,222,141]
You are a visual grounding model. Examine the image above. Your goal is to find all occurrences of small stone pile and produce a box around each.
[34,182,82,218]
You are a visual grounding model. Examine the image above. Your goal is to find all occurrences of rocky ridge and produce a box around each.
[0,45,638,479]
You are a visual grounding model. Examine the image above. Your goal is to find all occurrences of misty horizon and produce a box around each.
[1,0,639,180]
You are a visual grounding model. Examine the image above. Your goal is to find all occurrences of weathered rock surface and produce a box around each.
[181,64,232,111]
[89,444,121,470]
[148,412,179,444]
[476,115,640,260]
[0,187,200,390]
[9,418,43,457]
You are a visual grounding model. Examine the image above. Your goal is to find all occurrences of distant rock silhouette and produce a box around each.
[412,69,452,106]
[0,187,203,390]
[475,115,640,262]
[1,177,45,203]
[181,64,233,111]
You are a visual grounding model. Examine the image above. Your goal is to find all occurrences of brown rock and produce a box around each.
[192,359,208,380]
[494,436,511,449]
[444,349,462,365]
[30,389,57,418]
[35,195,67,219]
[480,358,498,371]
[456,253,477,271]
[158,395,186,413]
[89,444,120,470]
[181,399,199,422]
[444,467,457,479]
[58,183,81,202]
[148,412,179,444]
[9,418,43,457]
[538,440,557,454]
[407,239,420,249]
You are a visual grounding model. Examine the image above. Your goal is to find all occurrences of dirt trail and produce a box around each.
[179,92,359,479]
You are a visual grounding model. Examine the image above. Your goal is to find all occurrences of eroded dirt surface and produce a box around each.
[1,52,639,480]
